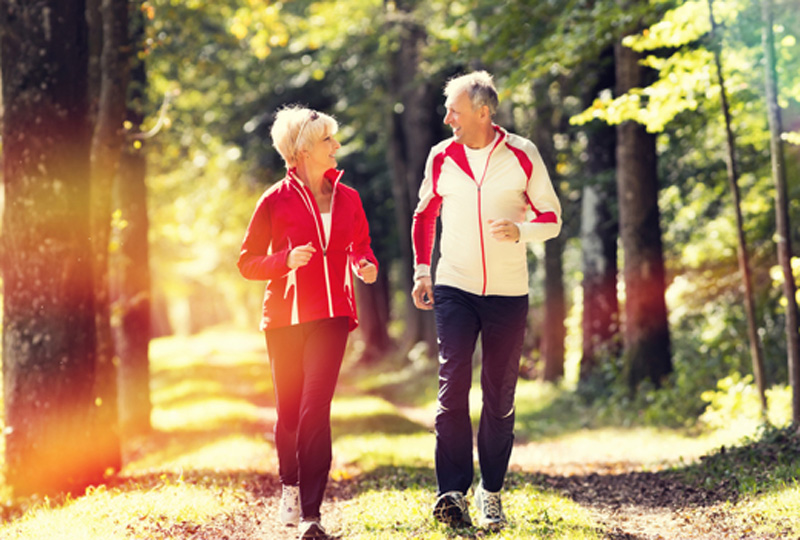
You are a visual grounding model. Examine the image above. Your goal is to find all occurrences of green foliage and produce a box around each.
[700,373,792,430]
[676,424,800,497]
[134,0,800,436]
[572,0,800,135]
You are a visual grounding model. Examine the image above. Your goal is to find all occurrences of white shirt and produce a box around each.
[463,133,498,181]
[321,212,332,242]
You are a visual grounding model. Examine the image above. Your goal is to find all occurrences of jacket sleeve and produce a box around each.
[411,149,443,279]
[348,189,379,273]
[518,143,562,243]
[237,194,292,280]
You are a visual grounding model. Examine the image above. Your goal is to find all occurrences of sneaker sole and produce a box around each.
[433,495,470,527]
[478,519,505,531]
[300,523,330,539]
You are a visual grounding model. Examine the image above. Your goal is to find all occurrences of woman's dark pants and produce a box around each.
[265,316,349,519]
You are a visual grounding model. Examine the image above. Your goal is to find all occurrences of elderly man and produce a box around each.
[411,71,562,530]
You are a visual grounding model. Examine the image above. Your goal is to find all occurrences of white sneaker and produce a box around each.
[432,490,472,527]
[298,518,329,539]
[279,484,300,526]
[474,484,506,530]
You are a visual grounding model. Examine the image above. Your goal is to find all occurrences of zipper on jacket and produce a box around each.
[322,182,338,317]
[288,171,339,318]
[475,139,501,295]
[476,185,487,295]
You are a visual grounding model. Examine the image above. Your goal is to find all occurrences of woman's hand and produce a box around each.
[356,259,378,284]
[287,242,316,269]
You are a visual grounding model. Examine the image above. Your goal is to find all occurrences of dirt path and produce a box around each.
[226,447,760,540]
[146,463,759,540]
[390,407,769,540]
[134,336,777,540]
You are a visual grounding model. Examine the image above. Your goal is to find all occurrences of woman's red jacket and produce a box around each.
[237,168,378,331]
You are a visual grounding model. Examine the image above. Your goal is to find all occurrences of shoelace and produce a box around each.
[483,492,502,519]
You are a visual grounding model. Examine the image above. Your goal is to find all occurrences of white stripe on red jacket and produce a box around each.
[238,168,377,331]
[412,125,561,297]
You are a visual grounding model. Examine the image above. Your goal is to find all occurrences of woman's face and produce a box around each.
[304,128,341,170]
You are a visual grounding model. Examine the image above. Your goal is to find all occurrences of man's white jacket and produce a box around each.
[412,125,562,297]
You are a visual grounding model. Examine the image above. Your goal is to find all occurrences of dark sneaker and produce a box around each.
[474,484,507,530]
[298,518,329,539]
[433,491,472,528]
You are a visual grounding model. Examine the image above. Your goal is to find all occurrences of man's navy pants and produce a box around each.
[433,285,528,495]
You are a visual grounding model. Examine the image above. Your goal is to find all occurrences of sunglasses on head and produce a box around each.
[295,110,319,152]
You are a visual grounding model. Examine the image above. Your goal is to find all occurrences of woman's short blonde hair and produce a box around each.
[271,105,338,167]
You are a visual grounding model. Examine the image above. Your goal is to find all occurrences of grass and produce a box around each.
[337,477,601,539]
[671,424,800,536]
[1,328,799,539]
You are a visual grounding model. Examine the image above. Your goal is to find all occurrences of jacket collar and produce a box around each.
[286,167,344,190]
[443,125,507,180]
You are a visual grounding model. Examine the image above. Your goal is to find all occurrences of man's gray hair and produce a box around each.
[444,71,499,118]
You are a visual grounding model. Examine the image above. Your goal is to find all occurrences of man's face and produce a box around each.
[444,91,486,148]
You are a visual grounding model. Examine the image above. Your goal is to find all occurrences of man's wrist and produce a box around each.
[413,264,431,281]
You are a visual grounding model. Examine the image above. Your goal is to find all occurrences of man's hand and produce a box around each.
[412,276,434,310]
[488,218,520,242]
[287,242,316,269]
[356,259,378,284]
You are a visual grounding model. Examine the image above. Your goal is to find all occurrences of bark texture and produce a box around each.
[1,0,104,495]
[615,36,672,389]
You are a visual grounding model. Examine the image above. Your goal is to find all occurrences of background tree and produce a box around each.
[761,0,800,428]
[384,0,442,355]
[572,0,799,416]
[113,0,153,439]
[1,0,107,495]
[580,48,620,380]
[615,17,672,389]
[88,0,131,476]
[707,0,767,413]
[529,78,567,382]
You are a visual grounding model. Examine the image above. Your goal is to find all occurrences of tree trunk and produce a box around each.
[1,0,104,496]
[113,4,153,440]
[542,236,566,381]
[580,48,620,379]
[708,0,767,413]
[615,37,672,390]
[528,79,567,382]
[761,0,800,428]
[385,0,439,355]
[528,83,566,382]
[355,270,393,364]
[580,180,619,378]
[88,0,130,477]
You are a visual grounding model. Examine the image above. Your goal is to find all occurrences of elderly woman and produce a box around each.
[238,105,378,539]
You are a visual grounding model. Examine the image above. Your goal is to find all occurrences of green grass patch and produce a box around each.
[337,467,603,540]
[735,484,800,537]
[0,477,244,540]
[675,425,800,497]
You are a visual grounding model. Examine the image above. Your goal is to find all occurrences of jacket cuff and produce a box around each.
[413,264,431,281]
